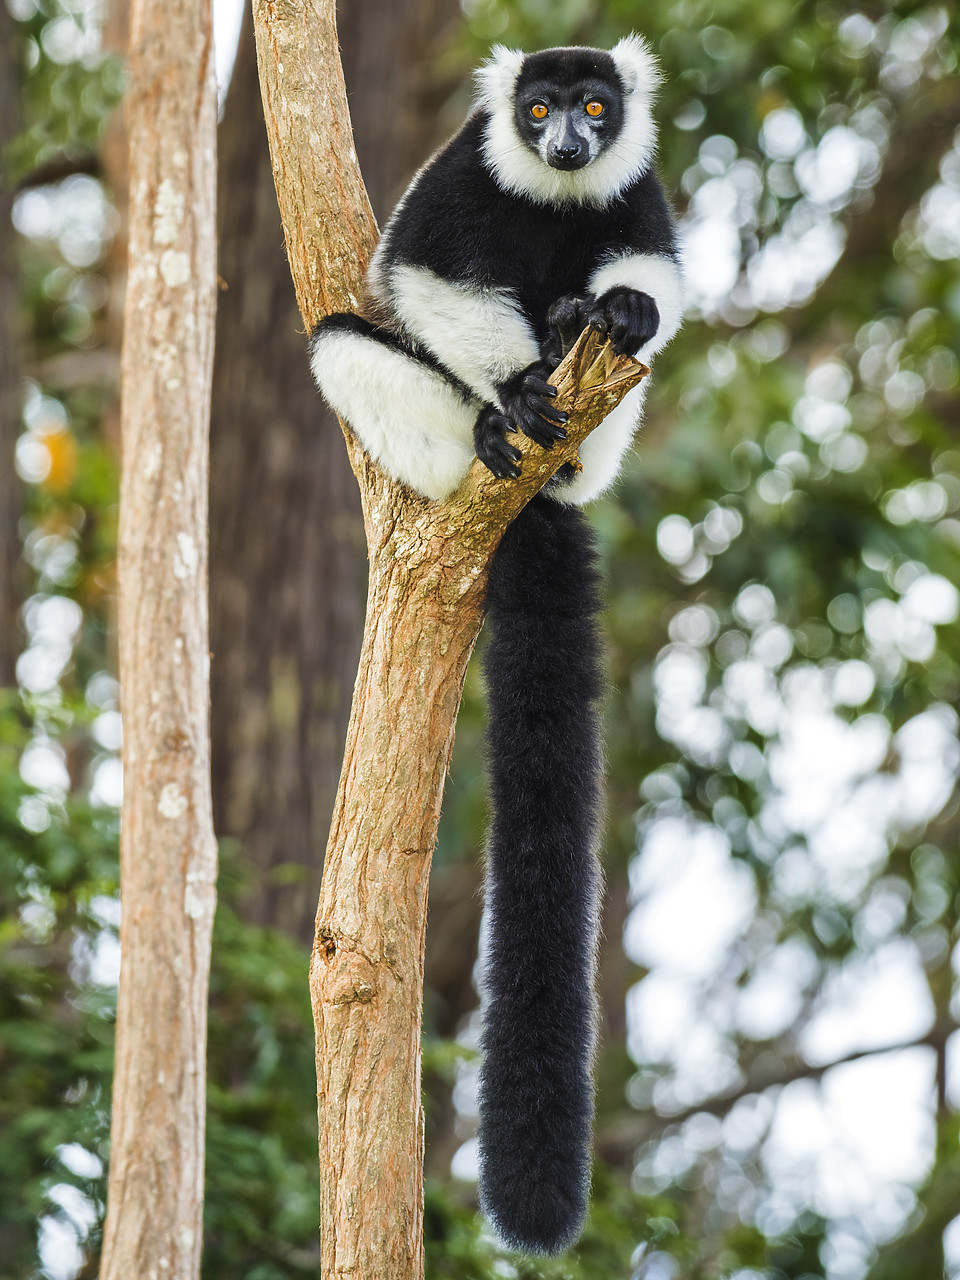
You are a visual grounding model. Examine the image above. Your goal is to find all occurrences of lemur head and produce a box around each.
[475,35,661,207]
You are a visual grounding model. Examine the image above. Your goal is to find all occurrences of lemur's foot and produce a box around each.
[543,294,592,365]
[586,287,659,357]
[498,362,568,450]
[475,406,523,479]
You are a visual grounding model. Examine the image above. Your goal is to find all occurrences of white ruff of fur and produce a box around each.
[590,252,685,359]
[310,329,477,501]
[475,35,661,207]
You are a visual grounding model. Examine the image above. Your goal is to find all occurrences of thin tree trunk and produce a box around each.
[99,0,218,1274]
[253,6,644,1273]
[0,1,22,687]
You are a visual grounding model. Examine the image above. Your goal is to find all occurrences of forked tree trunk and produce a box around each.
[252,2,645,1274]
[207,0,462,948]
[209,12,366,945]
[99,0,218,1274]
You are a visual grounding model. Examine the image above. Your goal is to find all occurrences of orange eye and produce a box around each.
[585,101,604,117]
[530,103,548,119]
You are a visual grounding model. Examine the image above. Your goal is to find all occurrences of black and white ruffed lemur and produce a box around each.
[309,35,683,1255]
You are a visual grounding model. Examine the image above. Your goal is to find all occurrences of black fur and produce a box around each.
[587,287,660,356]
[478,494,605,1254]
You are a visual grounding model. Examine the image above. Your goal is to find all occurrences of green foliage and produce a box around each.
[424,1165,663,1279]
[6,0,123,183]
[0,694,116,1278]
[202,852,322,1279]
[448,2,960,1277]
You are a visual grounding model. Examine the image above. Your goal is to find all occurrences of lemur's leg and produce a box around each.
[309,314,478,501]
[473,365,569,480]
[382,266,568,480]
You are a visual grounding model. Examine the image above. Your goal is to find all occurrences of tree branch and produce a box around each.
[597,1028,950,1165]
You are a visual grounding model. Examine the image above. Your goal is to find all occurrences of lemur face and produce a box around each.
[512,49,626,172]
[476,37,660,206]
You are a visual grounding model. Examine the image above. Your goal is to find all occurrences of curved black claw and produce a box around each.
[475,405,523,479]
[498,361,568,450]
[543,293,593,365]
[586,287,660,357]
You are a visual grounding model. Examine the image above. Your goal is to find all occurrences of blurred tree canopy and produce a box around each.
[2,0,960,1277]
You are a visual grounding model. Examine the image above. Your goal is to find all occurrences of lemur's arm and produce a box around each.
[586,250,684,358]
[542,168,684,367]
[376,261,542,404]
[371,257,569,480]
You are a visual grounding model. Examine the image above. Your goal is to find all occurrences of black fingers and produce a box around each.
[510,389,568,446]
[497,361,570,452]
[544,293,592,364]
[522,374,559,400]
[475,406,523,479]
[521,381,568,426]
[522,418,568,449]
[587,287,660,357]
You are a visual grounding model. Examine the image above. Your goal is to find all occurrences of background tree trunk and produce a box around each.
[99,0,218,1273]
[338,0,462,221]
[0,2,22,687]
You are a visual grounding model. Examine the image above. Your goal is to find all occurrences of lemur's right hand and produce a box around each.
[476,361,569,479]
[586,287,660,357]
[543,294,592,366]
[498,362,568,449]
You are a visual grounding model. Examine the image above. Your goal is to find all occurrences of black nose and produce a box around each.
[553,144,582,162]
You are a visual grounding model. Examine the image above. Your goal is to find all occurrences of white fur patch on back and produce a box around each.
[590,252,685,359]
[388,264,541,401]
[310,329,477,501]
[475,36,660,207]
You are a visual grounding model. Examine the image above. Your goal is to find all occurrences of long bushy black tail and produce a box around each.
[477,493,605,1255]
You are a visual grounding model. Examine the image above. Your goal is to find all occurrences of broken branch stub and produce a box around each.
[449,325,648,541]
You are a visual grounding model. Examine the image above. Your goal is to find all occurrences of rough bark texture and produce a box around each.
[99,0,218,1275]
[209,12,365,944]
[312,337,642,1278]
[252,2,645,1274]
[209,0,462,944]
[0,1,22,687]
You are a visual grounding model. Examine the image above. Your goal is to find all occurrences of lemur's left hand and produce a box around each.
[587,287,659,357]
